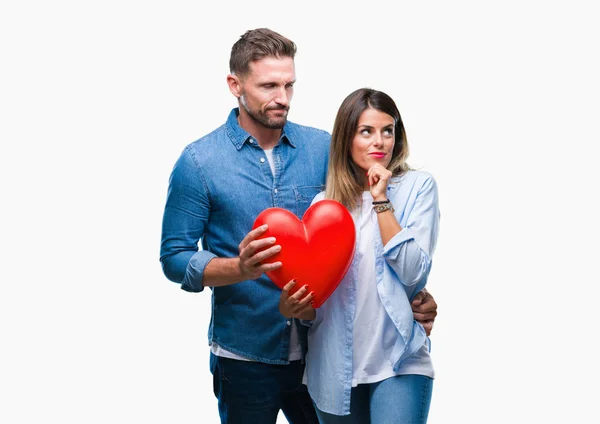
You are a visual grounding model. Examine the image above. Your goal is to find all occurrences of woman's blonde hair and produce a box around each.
[325,88,411,210]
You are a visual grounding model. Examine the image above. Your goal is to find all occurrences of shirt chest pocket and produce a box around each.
[294,185,325,218]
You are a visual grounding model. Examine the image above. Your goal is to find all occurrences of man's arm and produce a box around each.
[160,149,283,290]
[160,148,214,291]
[411,289,438,336]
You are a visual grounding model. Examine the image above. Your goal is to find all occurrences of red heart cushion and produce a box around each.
[252,199,356,308]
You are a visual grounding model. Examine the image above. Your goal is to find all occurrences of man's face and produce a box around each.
[237,56,296,129]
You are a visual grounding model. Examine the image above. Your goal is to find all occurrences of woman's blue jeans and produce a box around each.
[314,374,433,424]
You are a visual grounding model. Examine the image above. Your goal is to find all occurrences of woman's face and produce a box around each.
[350,107,395,174]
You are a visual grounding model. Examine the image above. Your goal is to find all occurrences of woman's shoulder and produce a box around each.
[391,170,436,186]
[388,171,438,202]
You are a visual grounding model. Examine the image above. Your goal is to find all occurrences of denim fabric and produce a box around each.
[305,172,440,415]
[210,353,319,424]
[314,374,433,424]
[160,108,330,363]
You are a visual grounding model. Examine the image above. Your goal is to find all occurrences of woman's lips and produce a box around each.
[369,153,386,158]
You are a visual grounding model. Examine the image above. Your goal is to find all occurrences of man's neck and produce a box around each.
[237,110,282,150]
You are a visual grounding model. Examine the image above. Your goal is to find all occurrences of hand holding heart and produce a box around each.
[237,225,283,280]
[279,279,316,320]
[252,199,356,308]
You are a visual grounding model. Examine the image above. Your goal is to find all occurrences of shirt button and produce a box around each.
[260,158,265,163]
[286,321,291,326]
[274,189,278,194]
[249,139,254,144]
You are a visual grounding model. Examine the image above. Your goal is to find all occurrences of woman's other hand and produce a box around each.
[279,279,316,320]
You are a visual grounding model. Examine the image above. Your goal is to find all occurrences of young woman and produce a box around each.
[279,88,440,423]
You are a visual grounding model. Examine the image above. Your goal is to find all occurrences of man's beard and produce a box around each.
[240,95,289,129]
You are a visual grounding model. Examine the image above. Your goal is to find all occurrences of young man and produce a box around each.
[160,28,438,424]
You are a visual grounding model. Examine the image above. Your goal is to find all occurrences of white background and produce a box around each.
[1,0,599,423]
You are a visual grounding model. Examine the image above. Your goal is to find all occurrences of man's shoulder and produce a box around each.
[285,121,331,141]
[171,124,230,169]
[186,123,228,149]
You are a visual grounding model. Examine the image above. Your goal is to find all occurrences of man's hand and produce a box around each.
[279,279,316,321]
[238,225,283,280]
[411,289,438,336]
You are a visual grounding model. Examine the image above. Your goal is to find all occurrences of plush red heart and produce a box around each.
[252,199,356,308]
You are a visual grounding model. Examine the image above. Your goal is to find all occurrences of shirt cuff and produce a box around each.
[181,250,218,292]
[383,227,415,260]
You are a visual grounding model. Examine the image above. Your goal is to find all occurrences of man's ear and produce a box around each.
[227,74,242,98]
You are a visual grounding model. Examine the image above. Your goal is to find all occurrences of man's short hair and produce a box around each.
[229,28,297,78]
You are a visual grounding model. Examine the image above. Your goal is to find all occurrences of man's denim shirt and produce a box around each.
[160,108,330,364]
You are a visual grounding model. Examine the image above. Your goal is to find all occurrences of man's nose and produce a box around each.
[274,87,290,107]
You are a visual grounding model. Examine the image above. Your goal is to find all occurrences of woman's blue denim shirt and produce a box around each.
[304,171,440,415]
[160,108,330,364]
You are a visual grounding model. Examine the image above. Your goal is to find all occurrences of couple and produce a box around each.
[160,28,440,424]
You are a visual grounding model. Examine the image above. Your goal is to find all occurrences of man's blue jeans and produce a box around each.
[314,374,433,424]
[210,353,319,424]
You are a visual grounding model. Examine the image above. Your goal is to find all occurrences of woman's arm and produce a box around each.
[383,175,440,289]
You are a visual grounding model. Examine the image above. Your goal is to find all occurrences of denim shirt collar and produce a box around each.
[225,108,296,150]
